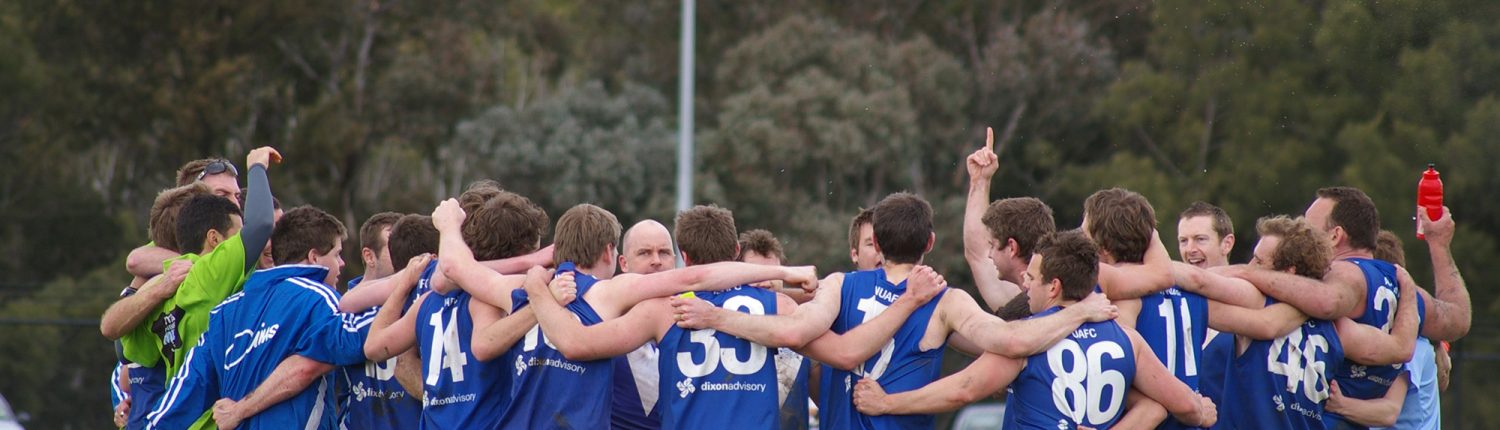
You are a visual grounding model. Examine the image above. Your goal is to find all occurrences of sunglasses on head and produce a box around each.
[196,160,239,181]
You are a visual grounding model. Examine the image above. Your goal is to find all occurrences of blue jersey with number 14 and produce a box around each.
[1003,306,1136,430]
[658,286,780,429]
[415,287,510,430]
[1136,286,1208,430]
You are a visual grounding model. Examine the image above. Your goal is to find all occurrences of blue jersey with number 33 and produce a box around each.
[1003,306,1136,430]
[658,286,781,429]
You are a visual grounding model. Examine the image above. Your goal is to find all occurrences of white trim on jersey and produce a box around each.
[147,331,208,428]
[304,377,328,430]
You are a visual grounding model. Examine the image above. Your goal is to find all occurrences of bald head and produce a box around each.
[619,220,674,274]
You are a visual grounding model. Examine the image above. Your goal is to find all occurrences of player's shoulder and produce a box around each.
[281,276,342,312]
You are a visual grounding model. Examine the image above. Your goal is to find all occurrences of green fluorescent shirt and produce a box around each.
[120,233,252,377]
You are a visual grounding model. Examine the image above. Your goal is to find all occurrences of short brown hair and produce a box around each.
[388,215,439,272]
[272,206,347,265]
[1178,201,1234,239]
[871,192,934,264]
[982,197,1056,260]
[1084,188,1156,264]
[1256,215,1332,279]
[674,205,739,265]
[458,180,504,214]
[462,190,549,261]
[738,229,786,262]
[847,209,874,251]
[359,212,404,253]
[1034,230,1100,301]
[1374,230,1406,266]
[149,183,212,253]
[553,204,622,268]
[1315,187,1380,251]
[174,158,233,186]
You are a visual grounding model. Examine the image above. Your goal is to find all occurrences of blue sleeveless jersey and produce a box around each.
[1222,302,1344,430]
[500,262,613,429]
[611,344,663,430]
[820,269,948,430]
[1197,329,1234,417]
[125,363,166,430]
[1002,306,1136,429]
[659,286,781,429]
[415,286,510,430]
[777,349,811,429]
[338,275,422,430]
[145,265,374,430]
[1134,286,1208,430]
[1325,257,1424,429]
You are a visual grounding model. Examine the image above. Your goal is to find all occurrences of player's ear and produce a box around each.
[924,232,935,254]
[1221,233,1235,255]
[305,248,321,265]
[1048,278,1063,300]
[361,247,377,266]
[1005,238,1022,259]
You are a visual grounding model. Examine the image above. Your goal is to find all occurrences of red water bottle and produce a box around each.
[1416,163,1443,239]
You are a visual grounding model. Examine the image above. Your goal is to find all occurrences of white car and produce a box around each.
[951,402,1006,430]
[0,393,23,430]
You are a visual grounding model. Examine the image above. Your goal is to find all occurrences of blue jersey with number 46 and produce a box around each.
[1222,304,1344,430]
[1004,306,1136,430]
[658,286,780,429]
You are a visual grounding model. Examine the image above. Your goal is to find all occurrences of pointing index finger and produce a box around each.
[985,127,994,152]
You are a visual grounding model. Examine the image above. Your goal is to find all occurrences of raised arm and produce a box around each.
[211,355,333,430]
[1126,329,1216,427]
[948,292,1118,358]
[1324,377,1407,427]
[126,244,179,278]
[852,352,1021,415]
[432,198,531,311]
[527,269,661,361]
[1418,207,1471,341]
[1337,268,1418,365]
[1097,231,1175,300]
[101,260,192,339]
[669,272,845,348]
[238,147,280,273]
[1206,301,1306,340]
[1171,261,1265,309]
[797,266,947,370]
[961,131,1019,312]
[1225,262,1363,320]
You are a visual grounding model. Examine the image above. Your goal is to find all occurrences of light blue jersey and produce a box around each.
[1373,338,1439,430]
[659,286,781,429]
[499,262,613,429]
[1135,286,1208,430]
[1002,306,1136,430]
[145,265,374,430]
[820,269,948,430]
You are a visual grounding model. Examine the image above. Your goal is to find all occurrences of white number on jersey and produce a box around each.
[852,296,895,380]
[1047,339,1127,425]
[1156,298,1199,376]
[426,309,469,385]
[365,356,397,381]
[1266,329,1332,402]
[677,296,769,377]
[1373,282,1398,333]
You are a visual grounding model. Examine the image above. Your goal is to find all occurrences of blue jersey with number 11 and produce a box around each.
[1003,306,1136,430]
[1136,286,1208,430]
[658,286,780,429]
